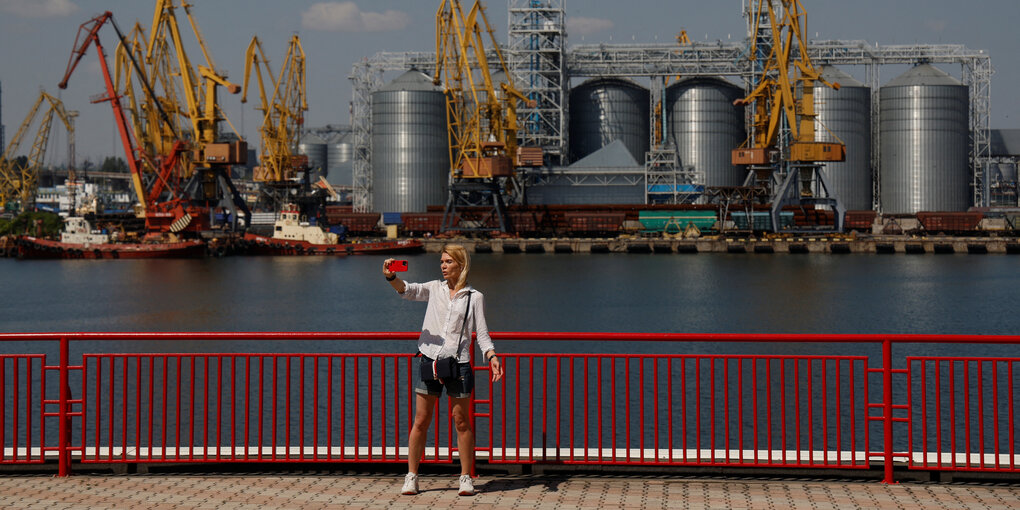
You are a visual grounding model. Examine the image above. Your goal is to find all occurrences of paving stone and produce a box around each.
[1,474,1019,509]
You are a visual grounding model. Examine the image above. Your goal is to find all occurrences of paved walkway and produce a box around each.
[0,472,1017,509]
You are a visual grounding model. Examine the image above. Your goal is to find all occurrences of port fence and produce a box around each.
[0,332,1018,483]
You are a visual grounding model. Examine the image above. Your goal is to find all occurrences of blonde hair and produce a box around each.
[442,244,470,291]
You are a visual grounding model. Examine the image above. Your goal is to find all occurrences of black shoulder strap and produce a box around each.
[456,291,472,359]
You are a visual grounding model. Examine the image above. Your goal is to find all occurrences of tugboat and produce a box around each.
[242,204,423,256]
[15,216,206,259]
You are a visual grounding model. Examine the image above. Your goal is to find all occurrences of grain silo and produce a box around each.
[327,130,354,188]
[814,66,872,210]
[880,64,970,213]
[665,77,745,187]
[568,78,649,164]
[297,133,328,182]
[371,70,449,213]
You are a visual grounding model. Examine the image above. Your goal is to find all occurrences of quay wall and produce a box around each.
[423,237,1020,255]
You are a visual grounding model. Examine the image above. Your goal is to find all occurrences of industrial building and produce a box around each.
[345,1,996,219]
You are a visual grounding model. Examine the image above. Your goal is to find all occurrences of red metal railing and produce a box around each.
[483,354,870,469]
[0,332,1018,483]
[906,356,1020,472]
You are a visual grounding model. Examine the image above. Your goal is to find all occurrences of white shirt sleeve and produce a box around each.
[472,291,495,356]
[400,280,430,302]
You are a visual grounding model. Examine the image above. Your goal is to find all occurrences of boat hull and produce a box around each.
[15,236,207,259]
[241,233,424,256]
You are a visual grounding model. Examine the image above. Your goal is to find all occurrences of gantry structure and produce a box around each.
[348,3,992,212]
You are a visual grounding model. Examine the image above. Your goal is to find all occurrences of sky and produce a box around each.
[0,0,1018,167]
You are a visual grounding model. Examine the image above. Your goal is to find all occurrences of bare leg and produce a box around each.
[408,393,437,474]
[450,396,474,476]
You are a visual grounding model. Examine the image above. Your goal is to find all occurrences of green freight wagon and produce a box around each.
[639,210,718,234]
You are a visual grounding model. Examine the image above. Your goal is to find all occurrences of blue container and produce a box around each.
[382,212,403,225]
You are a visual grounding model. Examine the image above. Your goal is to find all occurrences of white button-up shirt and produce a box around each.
[401,280,494,363]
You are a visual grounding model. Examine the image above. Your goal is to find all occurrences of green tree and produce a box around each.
[0,211,63,237]
[99,156,128,173]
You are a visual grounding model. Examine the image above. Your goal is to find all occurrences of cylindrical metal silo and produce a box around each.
[371,70,449,213]
[665,77,746,187]
[297,133,328,182]
[327,130,354,187]
[814,66,872,210]
[569,78,649,164]
[880,64,970,213]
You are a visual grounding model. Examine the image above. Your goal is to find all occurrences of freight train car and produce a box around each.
[326,211,381,236]
[638,210,718,234]
[916,211,983,235]
[844,210,878,232]
[399,212,449,237]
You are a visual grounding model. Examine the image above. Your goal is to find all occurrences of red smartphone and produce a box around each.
[388,260,408,272]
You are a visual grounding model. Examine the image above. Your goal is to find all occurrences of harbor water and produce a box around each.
[1,253,1016,336]
[1,254,1017,452]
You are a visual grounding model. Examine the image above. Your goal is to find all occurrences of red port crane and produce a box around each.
[58,11,204,235]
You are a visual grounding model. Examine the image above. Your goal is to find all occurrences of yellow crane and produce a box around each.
[61,3,248,233]
[731,0,846,233]
[435,0,534,179]
[732,0,844,165]
[434,0,537,232]
[241,35,307,183]
[141,0,249,232]
[115,21,188,170]
[0,91,77,211]
[147,0,243,158]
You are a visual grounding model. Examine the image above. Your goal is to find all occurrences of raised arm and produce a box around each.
[382,258,406,293]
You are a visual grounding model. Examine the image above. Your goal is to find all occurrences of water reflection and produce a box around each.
[1,253,1017,336]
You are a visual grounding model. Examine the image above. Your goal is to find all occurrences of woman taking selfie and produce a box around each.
[382,244,504,496]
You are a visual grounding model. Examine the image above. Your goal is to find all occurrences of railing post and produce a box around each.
[882,338,896,484]
[57,336,70,477]
[470,339,477,477]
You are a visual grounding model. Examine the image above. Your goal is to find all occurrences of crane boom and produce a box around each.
[59,11,150,213]
[435,0,532,179]
[733,0,844,164]
[242,35,307,183]
[148,0,241,149]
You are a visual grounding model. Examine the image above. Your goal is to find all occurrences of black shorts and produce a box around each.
[416,355,474,398]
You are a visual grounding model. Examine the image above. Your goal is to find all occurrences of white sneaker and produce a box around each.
[401,472,419,495]
[458,474,475,496]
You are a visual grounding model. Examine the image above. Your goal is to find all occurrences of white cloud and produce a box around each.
[566,16,614,36]
[301,2,410,32]
[0,0,78,18]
